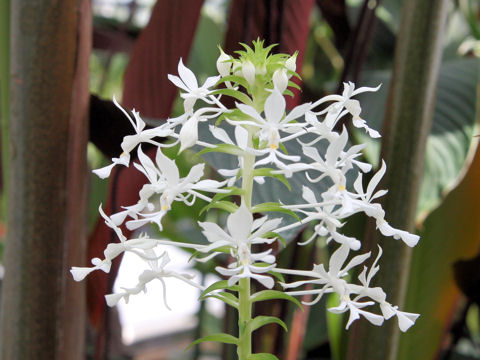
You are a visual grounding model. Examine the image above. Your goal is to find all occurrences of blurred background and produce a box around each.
[0,0,479,359]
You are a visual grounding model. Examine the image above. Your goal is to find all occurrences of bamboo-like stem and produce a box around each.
[0,1,90,359]
[0,0,9,221]
[346,0,449,359]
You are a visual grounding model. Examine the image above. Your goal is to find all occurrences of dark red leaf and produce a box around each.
[122,0,205,118]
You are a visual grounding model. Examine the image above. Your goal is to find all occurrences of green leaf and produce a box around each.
[288,80,301,91]
[261,231,287,247]
[253,168,291,191]
[200,200,238,215]
[268,270,285,283]
[203,293,239,309]
[212,88,252,105]
[248,316,288,332]
[210,186,244,202]
[250,290,303,309]
[217,74,250,89]
[185,333,239,351]
[252,202,300,221]
[247,353,279,360]
[200,280,239,298]
[355,59,479,220]
[284,89,295,98]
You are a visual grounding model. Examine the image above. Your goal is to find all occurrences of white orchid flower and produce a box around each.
[92,97,173,179]
[124,146,227,231]
[105,250,202,309]
[278,243,418,331]
[310,82,381,139]
[198,204,281,287]
[237,89,310,150]
[279,243,371,303]
[168,59,220,112]
[350,161,420,247]
[70,215,157,282]
[216,244,276,288]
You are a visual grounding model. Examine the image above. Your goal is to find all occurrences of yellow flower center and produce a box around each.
[338,185,346,191]
[269,143,278,150]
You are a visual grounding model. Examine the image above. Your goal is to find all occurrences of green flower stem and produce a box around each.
[237,277,252,359]
[241,145,256,210]
[237,130,256,359]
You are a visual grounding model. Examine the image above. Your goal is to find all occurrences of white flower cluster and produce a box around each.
[71,42,419,332]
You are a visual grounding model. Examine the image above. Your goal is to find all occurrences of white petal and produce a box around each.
[264,90,285,124]
[156,147,180,185]
[167,74,190,93]
[104,243,126,261]
[251,273,275,289]
[113,95,135,128]
[236,103,264,123]
[193,179,224,191]
[199,221,230,244]
[70,267,95,281]
[326,127,348,166]
[376,220,419,247]
[351,83,381,96]
[302,185,317,204]
[105,293,125,307]
[227,204,253,242]
[367,160,386,199]
[250,217,282,239]
[344,99,362,118]
[182,163,205,185]
[345,306,361,329]
[342,251,370,273]
[179,116,199,152]
[92,163,116,179]
[178,58,198,90]
[380,302,396,319]
[352,117,381,138]
[331,232,362,251]
[396,311,420,332]
[358,308,384,326]
[183,97,197,113]
[121,134,142,155]
[329,243,350,275]
[202,75,221,89]
[209,125,233,144]
[137,146,158,183]
[284,102,310,123]
[235,125,249,150]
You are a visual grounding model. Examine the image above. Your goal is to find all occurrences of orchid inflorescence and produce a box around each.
[71,40,419,358]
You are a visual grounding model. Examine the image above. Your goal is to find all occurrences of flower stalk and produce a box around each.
[70,40,420,358]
